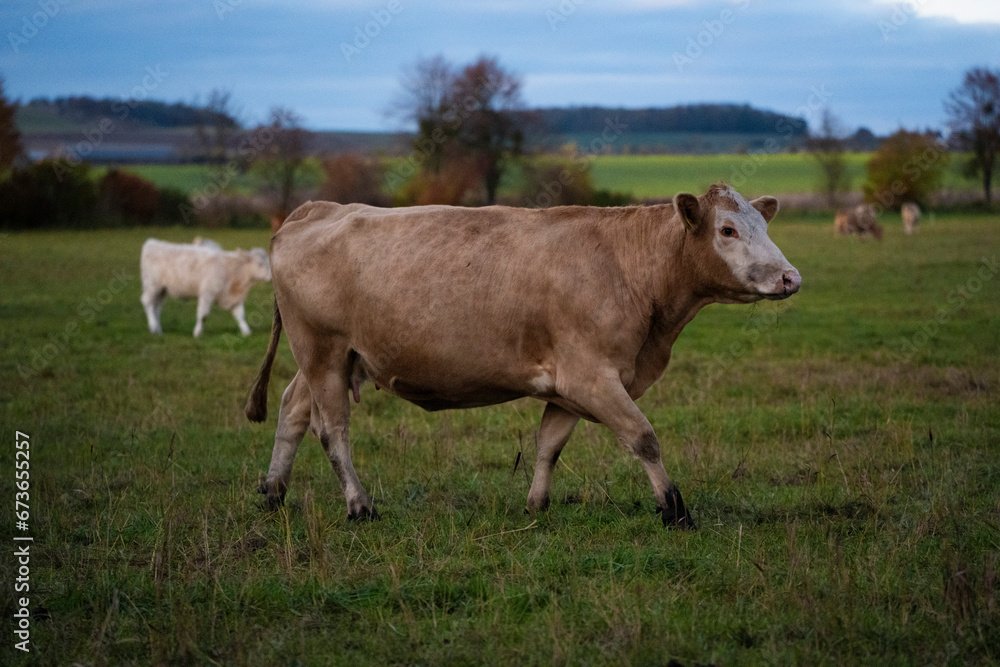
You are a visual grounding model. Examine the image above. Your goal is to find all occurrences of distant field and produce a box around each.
[548,131,804,156]
[115,160,324,198]
[114,152,982,202]
[589,153,981,199]
[588,153,869,198]
[123,164,259,196]
[2,214,998,664]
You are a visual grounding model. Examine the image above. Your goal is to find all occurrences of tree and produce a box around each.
[807,109,850,208]
[194,89,240,165]
[0,76,24,173]
[863,129,948,211]
[945,66,1000,205]
[253,107,311,230]
[392,55,525,204]
[390,55,456,174]
[319,153,389,206]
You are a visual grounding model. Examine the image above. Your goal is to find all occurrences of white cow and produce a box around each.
[901,202,921,235]
[192,236,223,250]
[140,239,271,337]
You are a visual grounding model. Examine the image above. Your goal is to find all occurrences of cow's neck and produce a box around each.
[626,214,713,398]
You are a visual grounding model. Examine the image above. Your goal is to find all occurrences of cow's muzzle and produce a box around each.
[764,268,801,300]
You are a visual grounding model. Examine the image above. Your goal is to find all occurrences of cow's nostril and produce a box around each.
[781,269,801,293]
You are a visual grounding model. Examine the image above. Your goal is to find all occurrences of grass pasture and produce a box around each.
[113,152,982,204]
[2,213,999,665]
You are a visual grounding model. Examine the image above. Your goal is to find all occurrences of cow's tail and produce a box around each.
[245,298,283,423]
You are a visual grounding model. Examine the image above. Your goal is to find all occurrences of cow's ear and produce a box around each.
[751,196,779,224]
[673,193,700,230]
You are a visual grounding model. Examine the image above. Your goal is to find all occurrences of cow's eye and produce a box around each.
[721,226,738,238]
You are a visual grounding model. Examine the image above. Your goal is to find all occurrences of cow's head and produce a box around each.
[674,184,800,304]
[243,247,272,282]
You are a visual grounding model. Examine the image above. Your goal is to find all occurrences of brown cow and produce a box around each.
[834,204,883,240]
[245,184,801,528]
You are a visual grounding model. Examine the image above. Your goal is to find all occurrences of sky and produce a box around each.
[1,0,998,135]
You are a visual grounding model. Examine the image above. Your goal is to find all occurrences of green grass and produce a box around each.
[121,164,259,196]
[589,153,980,199]
[1,216,998,665]
[118,160,324,198]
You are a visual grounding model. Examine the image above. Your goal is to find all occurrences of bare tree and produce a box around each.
[388,55,461,176]
[392,55,525,204]
[0,76,23,173]
[807,109,850,208]
[254,107,311,229]
[195,89,240,165]
[945,66,1000,205]
[449,57,525,204]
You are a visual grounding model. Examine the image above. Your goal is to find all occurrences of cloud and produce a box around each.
[1,0,997,132]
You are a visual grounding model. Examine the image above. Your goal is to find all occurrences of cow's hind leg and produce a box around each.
[140,288,165,335]
[526,403,579,513]
[560,367,695,529]
[306,361,374,521]
[259,370,312,509]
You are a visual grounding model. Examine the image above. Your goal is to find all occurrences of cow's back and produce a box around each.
[141,239,230,298]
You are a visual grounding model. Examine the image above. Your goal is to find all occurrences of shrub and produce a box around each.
[0,159,99,229]
[395,157,484,206]
[0,162,195,229]
[863,129,948,211]
[519,159,595,208]
[319,153,390,206]
[98,169,161,224]
[183,193,268,229]
[590,189,634,207]
[518,156,634,208]
[156,187,194,223]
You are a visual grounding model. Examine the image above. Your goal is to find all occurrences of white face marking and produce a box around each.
[712,188,796,300]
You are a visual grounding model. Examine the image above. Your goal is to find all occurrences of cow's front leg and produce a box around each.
[231,302,252,336]
[259,370,312,509]
[193,292,212,337]
[561,368,695,529]
[308,367,374,521]
[526,403,579,513]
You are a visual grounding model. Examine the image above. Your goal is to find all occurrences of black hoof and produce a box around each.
[348,506,380,522]
[658,486,696,530]
[257,483,286,510]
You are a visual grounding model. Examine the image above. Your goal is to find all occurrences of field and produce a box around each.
[112,152,982,204]
[2,212,999,665]
[588,153,981,200]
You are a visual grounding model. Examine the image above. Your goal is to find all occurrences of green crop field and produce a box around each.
[588,153,981,199]
[117,152,982,204]
[2,214,998,665]
[588,153,871,198]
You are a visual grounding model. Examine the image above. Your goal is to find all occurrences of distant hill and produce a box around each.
[17,97,816,160]
[17,97,237,132]
[521,104,809,155]
[530,104,808,136]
